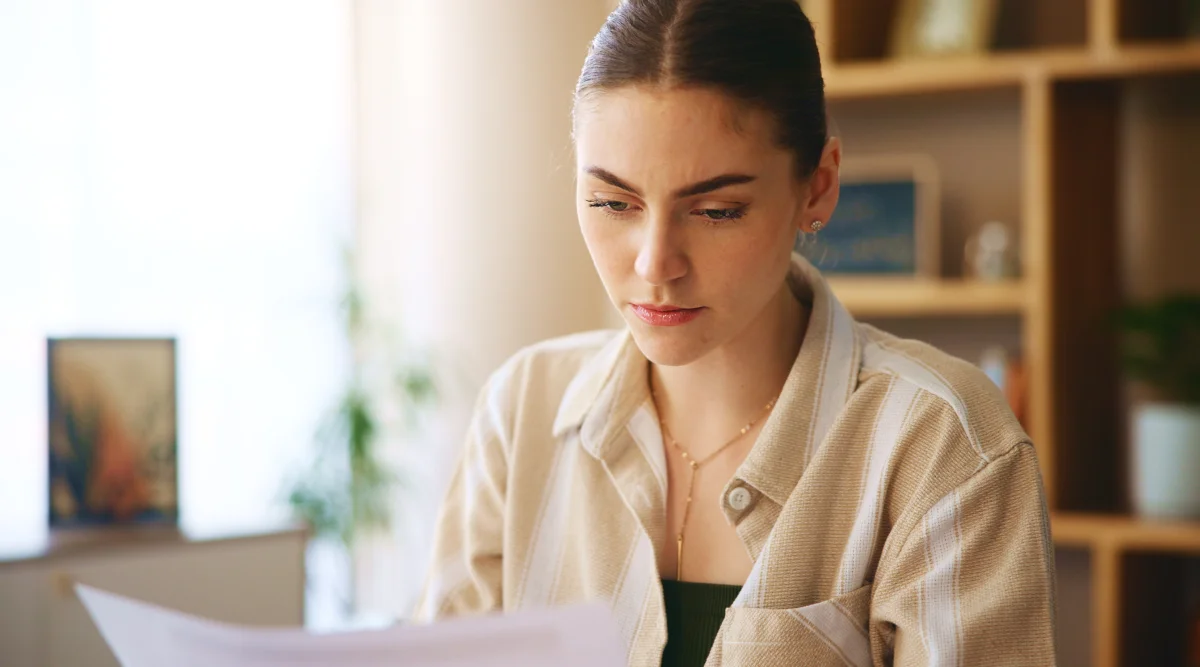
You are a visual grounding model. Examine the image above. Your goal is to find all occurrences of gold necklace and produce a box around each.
[651,387,778,581]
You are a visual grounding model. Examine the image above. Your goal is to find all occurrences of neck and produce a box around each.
[649,279,808,454]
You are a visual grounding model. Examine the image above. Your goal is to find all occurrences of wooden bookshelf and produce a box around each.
[828,278,1026,317]
[810,0,1200,665]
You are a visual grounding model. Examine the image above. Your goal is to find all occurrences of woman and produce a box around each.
[415,0,1057,665]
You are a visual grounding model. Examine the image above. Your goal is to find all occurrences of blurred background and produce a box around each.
[0,1,1198,666]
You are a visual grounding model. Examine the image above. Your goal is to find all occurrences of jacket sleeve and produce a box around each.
[411,370,512,621]
[871,443,1058,666]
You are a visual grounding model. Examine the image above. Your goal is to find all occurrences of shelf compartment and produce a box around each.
[1118,0,1199,45]
[829,88,1023,275]
[823,0,1088,65]
[1120,552,1197,667]
[994,0,1089,53]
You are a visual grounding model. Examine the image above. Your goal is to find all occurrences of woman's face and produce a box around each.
[574,85,836,367]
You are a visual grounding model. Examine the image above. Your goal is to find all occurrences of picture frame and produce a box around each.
[47,337,178,527]
[890,0,999,59]
[796,153,940,277]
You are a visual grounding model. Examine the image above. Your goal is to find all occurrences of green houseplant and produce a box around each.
[286,250,435,614]
[1119,294,1200,518]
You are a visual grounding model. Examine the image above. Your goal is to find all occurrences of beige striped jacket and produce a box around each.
[414,255,1057,666]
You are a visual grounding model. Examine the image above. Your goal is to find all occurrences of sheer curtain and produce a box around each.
[353,0,616,619]
[0,0,352,553]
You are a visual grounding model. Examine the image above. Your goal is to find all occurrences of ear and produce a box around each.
[796,137,841,233]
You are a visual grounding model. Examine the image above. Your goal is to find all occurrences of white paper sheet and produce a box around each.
[76,584,625,667]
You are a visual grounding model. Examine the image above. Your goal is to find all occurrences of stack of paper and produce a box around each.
[77,584,625,667]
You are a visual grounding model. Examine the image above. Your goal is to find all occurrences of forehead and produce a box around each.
[574,85,790,187]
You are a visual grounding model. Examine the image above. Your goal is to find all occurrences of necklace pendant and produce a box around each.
[676,535,683,581]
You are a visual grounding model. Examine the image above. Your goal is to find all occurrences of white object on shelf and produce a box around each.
[1131,403,1200,519]
[965,221,1019,282]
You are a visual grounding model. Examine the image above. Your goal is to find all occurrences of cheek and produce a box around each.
[696,222,794,301]
[577,212,629,280]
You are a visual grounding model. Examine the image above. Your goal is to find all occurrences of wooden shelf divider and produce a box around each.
[828,278,1027,318]
[1053,513,1200,553]
[824,44,1200,99]
[1023,73,1057,511]
[1092,541,1123,667]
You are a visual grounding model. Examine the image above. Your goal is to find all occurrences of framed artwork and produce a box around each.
[796,154,940,277]
[890,0,999,58]
[48,338,178,527]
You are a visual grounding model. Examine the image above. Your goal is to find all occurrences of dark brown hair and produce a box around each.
[575,0,827,178]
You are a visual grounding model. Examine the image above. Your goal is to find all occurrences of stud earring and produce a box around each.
[810,220,824,232]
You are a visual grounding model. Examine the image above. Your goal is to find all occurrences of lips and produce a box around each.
[630,303,705,327]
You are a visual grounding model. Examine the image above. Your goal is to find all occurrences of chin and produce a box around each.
[624,321,713,367]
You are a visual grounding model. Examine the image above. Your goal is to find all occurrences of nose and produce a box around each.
[634,212,688,286]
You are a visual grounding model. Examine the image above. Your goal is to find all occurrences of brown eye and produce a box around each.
[698,207,745,221]
[586,199,631,213]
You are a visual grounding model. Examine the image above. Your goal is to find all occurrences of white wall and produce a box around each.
[359,0,615,380]
[354,0,616,615]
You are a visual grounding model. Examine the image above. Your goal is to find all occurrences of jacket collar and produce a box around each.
[737,255,863,505]
[552,327,648,460]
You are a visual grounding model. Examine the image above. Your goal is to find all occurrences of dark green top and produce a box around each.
[660,579,743,667]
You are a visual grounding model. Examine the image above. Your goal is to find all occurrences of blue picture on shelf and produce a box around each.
[797,180,920,275]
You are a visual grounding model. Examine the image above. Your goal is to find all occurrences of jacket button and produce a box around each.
[727,486,752,511]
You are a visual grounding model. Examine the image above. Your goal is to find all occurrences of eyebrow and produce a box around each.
[584,166,757,199]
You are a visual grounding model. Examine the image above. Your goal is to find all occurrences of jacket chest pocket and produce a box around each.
[717,584,874,667]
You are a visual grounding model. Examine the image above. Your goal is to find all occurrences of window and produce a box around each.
[0,0,353,552]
